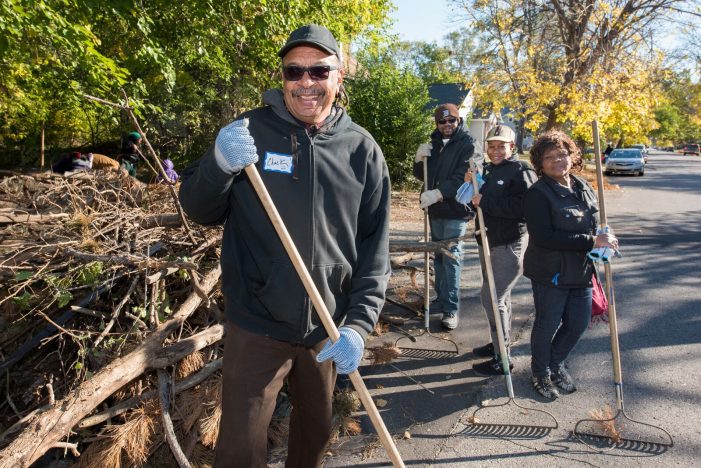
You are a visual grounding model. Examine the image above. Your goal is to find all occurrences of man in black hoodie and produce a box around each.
[413,104,477,330]
[179,25,390,467]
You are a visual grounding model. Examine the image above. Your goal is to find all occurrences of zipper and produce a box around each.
[299,131,316,339]
[290,127,300,180]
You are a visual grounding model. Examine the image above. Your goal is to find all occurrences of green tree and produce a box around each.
[346,49,433,187]
[653,69,701,145]
[392,41,467,84]
[0,1,392,166]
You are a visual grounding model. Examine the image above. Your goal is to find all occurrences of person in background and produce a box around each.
[467,125,537,376]
[52,151,91,174]
[179,24,390,467]
[604,143,614,157]
[158,158,179,183]
[119,131,142,176]
[90,153,121,171]
[413,103,477,330]
[523,130,618,399]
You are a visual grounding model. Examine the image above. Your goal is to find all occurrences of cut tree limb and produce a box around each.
[158,369,193,468]
[0,212,69,225]
[389,234,473,253]
[78,358,222,429]
[0,266,221,468]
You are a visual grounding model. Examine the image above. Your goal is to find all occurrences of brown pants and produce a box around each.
[214,322,336,468]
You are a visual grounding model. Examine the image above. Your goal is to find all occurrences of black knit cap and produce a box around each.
[278,24,340,58]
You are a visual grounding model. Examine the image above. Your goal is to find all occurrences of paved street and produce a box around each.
[323,150,701,467]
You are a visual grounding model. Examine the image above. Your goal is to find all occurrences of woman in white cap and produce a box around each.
[467,125,537,376]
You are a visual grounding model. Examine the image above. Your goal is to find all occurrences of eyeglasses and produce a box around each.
[282,65,339,81]
[437,118,458,125]
[543,153,570,163]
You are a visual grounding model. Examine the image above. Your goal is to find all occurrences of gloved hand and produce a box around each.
[414,143,432,163]
[214,118,258,173]
[419,189,443,209]
[455,181,474,206]
[587,225,621,263]
[316,327,365,374]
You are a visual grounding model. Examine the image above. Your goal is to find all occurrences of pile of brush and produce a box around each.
[0,169,231,467]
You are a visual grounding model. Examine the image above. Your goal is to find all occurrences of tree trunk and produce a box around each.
[0,267,221,468]
[40,122,45,169]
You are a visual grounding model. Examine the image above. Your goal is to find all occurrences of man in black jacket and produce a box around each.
[179,24,390,467]
[413,104,476,329]
[467,125,537,375]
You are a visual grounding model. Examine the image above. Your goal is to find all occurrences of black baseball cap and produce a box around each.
[278,24,340,58]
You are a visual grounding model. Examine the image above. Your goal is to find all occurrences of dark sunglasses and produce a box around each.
[437,118,458,125]
[282,65,339,81]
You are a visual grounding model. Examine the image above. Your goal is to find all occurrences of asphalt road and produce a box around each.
[320,150,701,467]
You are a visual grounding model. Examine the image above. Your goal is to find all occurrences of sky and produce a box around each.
[388,0,463,43]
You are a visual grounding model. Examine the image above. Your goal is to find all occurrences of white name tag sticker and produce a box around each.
[263,152,293,174]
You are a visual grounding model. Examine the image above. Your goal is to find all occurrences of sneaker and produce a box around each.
[441,313,458,330]
[472,342,495,358]
[472,357,513,376]
[551,366,577,393]
[532,375,560,400]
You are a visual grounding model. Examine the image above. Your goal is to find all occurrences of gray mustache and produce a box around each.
[292,89,325,97]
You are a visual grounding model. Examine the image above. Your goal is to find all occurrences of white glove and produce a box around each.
[420,189,443,209]
[414,143,432,162]
[214,118,258,173]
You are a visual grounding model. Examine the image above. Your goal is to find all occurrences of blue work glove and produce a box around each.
[214,118,258,173]
[316,327,365,374]
[456,181,474,205]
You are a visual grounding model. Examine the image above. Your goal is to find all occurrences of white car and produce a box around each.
[604,149,645,176]
[630,144,649,163]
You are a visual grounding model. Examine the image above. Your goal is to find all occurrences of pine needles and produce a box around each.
[589,404,623,443]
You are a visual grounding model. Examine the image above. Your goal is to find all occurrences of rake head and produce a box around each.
[394,330,459,359]
[574,407,674,452]
[467,397,558,439]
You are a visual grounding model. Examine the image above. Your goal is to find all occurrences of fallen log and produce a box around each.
[140,213,182,229]
[389,233,474,253]
[0,266,221,468]
[78,358,222,429]
[0,212,69,224]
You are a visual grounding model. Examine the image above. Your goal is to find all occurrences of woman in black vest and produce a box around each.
[523,131,618,400]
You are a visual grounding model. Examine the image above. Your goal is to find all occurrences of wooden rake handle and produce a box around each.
[591,121,623,390]
[243,164,405,468]
[422,157,430,322]
[469,160,515,397]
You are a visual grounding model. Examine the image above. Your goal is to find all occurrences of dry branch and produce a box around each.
[0,266,221,468]
[78,358,222,429]
[0,212,69,224]
[157,370,193,468]
[389,234,473,253]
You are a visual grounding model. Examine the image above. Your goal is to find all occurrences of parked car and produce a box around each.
[630,144,649,163]
[604,148,645,176]
[683,143,700,156]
